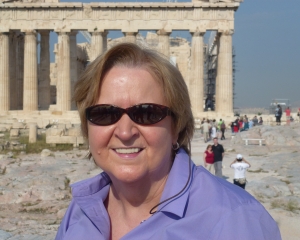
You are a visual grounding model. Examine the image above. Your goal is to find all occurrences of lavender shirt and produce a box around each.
[55,149,281,240]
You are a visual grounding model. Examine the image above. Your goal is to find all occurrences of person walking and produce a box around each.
[275,104,282,126]
[285,107,291,125]
[203,145,214,173]
[220,121,226,140]
[230,154,251,189]
[200,120,211,143]
[212,137,224,178]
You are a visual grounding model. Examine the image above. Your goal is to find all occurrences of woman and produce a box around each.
[203,145,214,173]
[258,117,263,125]
[230,154,251,189]
[55,43,280,239]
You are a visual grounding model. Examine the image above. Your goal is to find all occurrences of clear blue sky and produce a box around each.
[55,0,300,109]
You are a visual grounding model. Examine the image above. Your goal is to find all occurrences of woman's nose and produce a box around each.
[114,113,139,141]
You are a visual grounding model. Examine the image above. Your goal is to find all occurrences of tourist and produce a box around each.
[217,118,223,137]
[233,118,239,133]
[258,116,263,125]
[211,124,217,139]
[212,137,224,178]
[200,120,211,143]
[275,104,282,126]
[238,117,244,131]
[285,107,291,125]
[252,116,258,126]
[220,120,226,140]
[248,118,254,129]
[298,108,300,122]
[55,43,281,240]
[203,144,214,173]
[242,118,249,131]
[230,154,251,189]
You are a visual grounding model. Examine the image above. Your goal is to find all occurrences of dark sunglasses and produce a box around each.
[86,103,173,126]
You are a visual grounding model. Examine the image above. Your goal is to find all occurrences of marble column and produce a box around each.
[70,31,77,110]
[90,31,104,62]
[190,30,205,118]
[215,30,233,114]
[57,31,71,111]
[123,32,137,44]
[157,29,171,58]
[23,30,38,111]
[16,34,24,110]
[0,32,10,112]
[9,32,17,110]
[102,30,108,52]
[39,30,51,110]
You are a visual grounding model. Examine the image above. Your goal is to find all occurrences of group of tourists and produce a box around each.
[203,139,251,189]
[199,118,226,142]
[230,115,263,133]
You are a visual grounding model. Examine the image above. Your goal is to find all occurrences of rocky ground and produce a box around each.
[1,123,300,239]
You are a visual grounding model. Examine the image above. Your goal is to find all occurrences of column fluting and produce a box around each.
[215,30,233,114]
[90,31,104,62]
[39,30,51,110]
[190,30,205,118]
[157,29,171,58]
[23,30,38,111]
[57,31,71,111]
[0,32,10,112]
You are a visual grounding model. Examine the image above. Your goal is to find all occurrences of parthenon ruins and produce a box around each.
[0,0,243,125]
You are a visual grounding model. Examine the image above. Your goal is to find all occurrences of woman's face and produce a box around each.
[88,66,177,184]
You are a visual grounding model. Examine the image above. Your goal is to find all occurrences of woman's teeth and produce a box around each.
[115,148,141,154]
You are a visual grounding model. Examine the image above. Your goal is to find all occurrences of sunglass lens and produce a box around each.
[130,104,165,124]
[88,105,121,126]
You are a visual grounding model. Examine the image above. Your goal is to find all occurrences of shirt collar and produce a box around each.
[71,148,193,220]
[156,148,194,218]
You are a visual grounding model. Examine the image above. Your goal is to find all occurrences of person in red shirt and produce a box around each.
[285,107,291,125]
[203,144,214,173]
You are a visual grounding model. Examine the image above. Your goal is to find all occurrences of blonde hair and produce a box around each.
[73,43,194,155]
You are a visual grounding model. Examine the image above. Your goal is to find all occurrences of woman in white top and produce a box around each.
[230,154,251,189]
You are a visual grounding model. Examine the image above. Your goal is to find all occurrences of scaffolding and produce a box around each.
[204,31,236,111]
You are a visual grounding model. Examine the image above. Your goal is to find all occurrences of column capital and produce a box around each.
[190,30,206,37]
[123,31,138,36]
[218,29,234,36]
[157,29,171,36]
[21,30,37,35]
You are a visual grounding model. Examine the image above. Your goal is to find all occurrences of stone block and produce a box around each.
[68,127,82,136]
[46,136,77,146]
[29,124,37,143]
[12,122,26,129]
[10,129,19,137]
[46,128,65,137]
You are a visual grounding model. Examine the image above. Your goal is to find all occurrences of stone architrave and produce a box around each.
[23,30,38,111]
[16,34,24,110]
[157,29,171,58]
[0,32,10,112]
[123,32,137,44]
[70,31,78,110]
[190,30,205,118]
[9,32,17,110]
[57,31,71,112]
[215,30,233,114]
[90,31,104,62]
[39,30,51,110]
